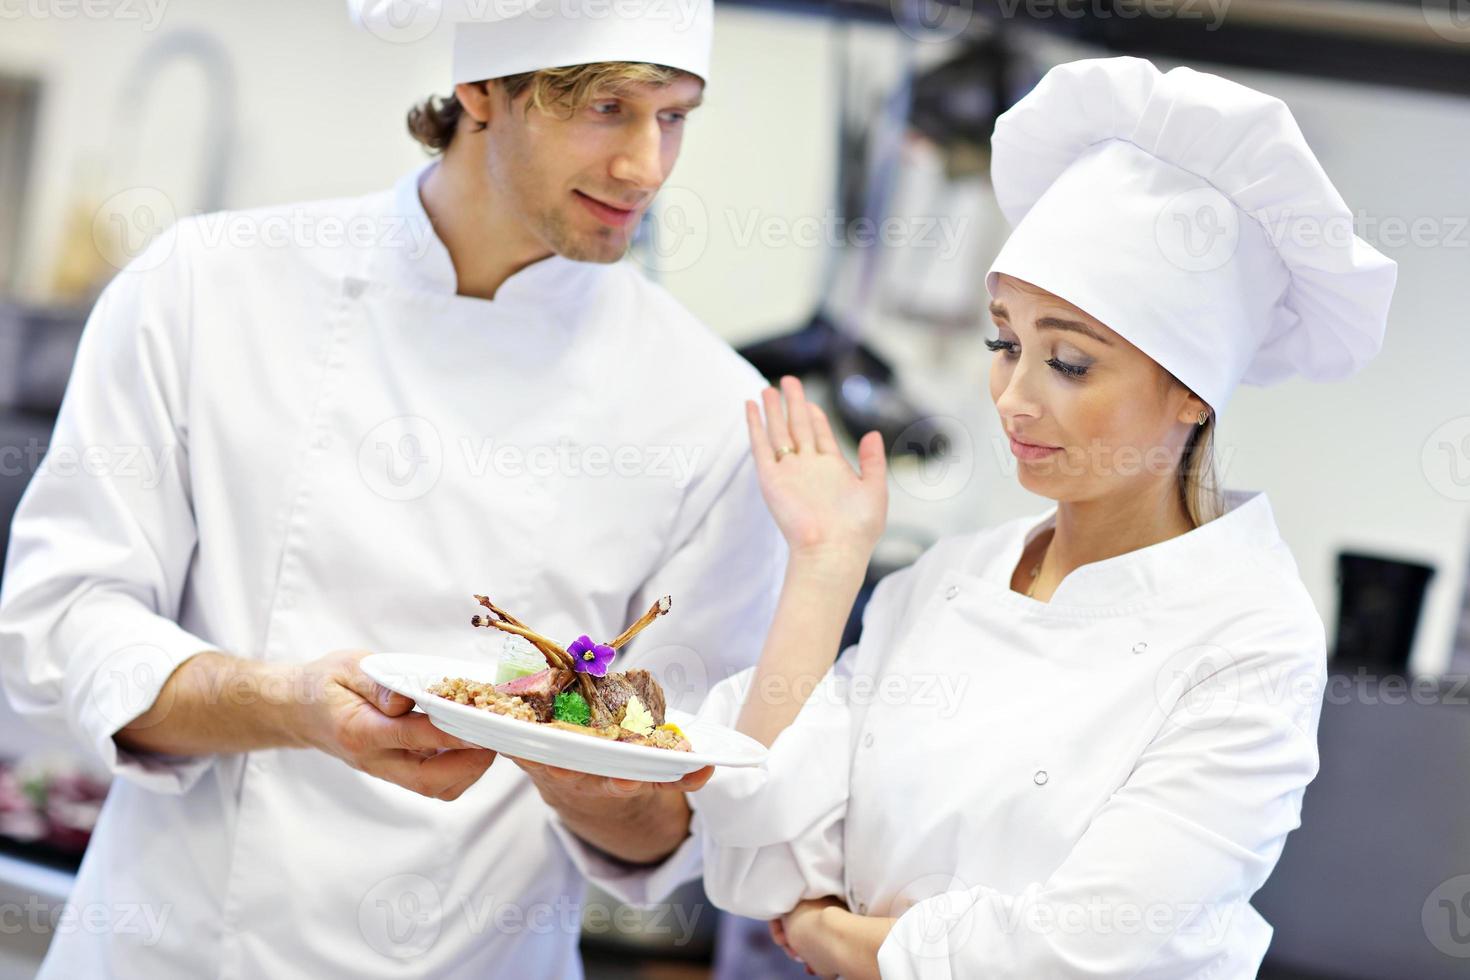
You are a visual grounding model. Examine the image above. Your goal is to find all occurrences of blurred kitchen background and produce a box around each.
[2,1,1470,978]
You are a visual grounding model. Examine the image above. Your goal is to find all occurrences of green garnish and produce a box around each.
[553,691,591,726]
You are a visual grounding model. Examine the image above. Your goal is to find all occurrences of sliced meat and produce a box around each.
[494,667,574,722]
[590,672,637,724]
[620,669,668,726]
[591,669,668,726]
[573,677,619,727]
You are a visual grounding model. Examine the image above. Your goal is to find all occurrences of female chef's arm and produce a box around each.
[530,400,792,881]
[863,618,1327,979]
[0,230,491,801]
[688,558,910,924]
[676,377,894,923]
[736,377,889,744]
[530,375,865,882]
[538,376,889,908]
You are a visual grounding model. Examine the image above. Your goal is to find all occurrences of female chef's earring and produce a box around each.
[1196,410,1209,426]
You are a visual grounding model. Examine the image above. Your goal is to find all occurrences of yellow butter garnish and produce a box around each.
[620,695,655,736]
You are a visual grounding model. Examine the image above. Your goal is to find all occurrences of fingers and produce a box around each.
[745,400,775,469]
[769,918,797,960]
[371,746,496,800]
[419,748,496,792]
[781,376,816,453]
[809,402,838,455]
[512,757,616,798]
[669,765,715,793]
[429,758,499,799]
[438,768,488,801]
[857,429,888,484]
[515,757,712,797]
[338,655,417,717]
[371,710,483,753]
[760,385,794,454]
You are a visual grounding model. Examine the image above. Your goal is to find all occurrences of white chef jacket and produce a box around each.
[0,162,785,978]
[690,489,1325,979]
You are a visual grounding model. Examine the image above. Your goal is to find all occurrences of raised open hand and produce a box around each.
[745,376,888,568]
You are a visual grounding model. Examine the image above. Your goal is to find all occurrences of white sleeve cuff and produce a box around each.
[687,666,850,848]
[63,601,218,795]
[877,888,986,980]
[549,816,704,908]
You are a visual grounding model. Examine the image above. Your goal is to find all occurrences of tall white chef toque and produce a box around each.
[986,56,1396,416]
[348,0,715,84]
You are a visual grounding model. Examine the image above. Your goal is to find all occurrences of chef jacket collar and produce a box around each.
[992,489,1283,611]
[371,160,606,315]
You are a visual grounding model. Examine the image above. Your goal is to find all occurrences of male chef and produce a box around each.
[0,0,784,975]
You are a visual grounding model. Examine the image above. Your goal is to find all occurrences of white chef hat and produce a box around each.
[986,56,1395,415]
[348,0,714,84]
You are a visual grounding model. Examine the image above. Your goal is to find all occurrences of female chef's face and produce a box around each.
[986,274,1208,505]
[479,73,705,264]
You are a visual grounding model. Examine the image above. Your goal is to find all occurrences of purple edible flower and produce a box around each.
[567,635,615,677]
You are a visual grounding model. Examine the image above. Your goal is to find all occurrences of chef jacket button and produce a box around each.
[1033,770,1049,786]
[857,902,868,914]
[1132,641,1148,654]
[944,585,959,600]
[863,733,874,748]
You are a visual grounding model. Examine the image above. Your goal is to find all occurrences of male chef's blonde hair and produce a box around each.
[408,61,687,153]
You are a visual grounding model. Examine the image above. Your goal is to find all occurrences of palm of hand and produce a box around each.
[747,377,888,561]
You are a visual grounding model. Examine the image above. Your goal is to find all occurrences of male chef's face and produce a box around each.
[476,72,705,264]
[986,274,1208,504]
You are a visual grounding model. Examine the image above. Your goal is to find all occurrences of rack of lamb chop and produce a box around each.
[423,594,691,752]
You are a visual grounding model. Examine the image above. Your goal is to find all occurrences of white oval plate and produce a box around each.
[361,653,767,783]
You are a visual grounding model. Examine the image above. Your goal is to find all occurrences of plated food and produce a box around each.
[425,594,693,753]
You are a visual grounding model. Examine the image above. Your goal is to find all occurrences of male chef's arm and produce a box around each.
[861,620,1326,980]
[527,403,790,895]
[0,232,489,800]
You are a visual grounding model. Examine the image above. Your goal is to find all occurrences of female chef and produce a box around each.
[686,57,1397,978]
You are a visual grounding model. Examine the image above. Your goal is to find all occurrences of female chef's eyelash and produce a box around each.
[985,338,1091,380]
[1046,357,1089,379]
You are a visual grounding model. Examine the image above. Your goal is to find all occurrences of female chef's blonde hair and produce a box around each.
[408,61,686,152]
[1180,412,1224,527]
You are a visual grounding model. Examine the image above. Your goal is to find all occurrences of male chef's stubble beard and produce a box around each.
[535,198,636,264]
